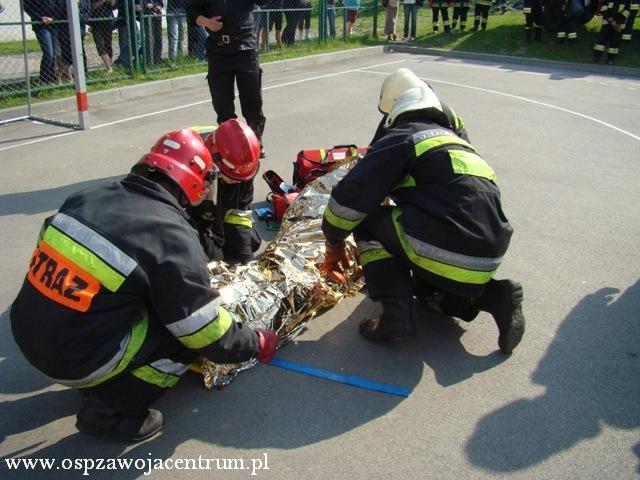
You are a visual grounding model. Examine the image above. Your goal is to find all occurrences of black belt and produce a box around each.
[212,34,241,46]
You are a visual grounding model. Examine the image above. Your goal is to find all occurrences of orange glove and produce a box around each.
[255,329,279,363]
[322,241,348,283]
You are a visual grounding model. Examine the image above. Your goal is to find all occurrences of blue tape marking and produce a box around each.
[268,357,411,398]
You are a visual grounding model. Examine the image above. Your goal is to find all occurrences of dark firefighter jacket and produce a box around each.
[322,117,513,291]
[10,174,258,388]
[187,0,267,57]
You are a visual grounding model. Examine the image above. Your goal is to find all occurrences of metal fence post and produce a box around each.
[66,0,89,129]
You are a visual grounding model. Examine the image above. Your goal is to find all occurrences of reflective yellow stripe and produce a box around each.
[43,227,125,292]
[393,175,416,191]
[224,213,253,228]
[449,150,496,181]
[414,134,475,157]
[132,366,180,388]
[323,205,363,232]
[178,307,233,349]
[82,313,149,388]
[359,249,394,266]
[391,209,496,285]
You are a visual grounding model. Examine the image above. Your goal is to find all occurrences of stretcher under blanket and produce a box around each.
[197,152,364,389]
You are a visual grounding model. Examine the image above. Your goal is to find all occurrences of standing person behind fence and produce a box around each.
[471,0,492,30]
[282,0,302,44]
[297,0,312,39]
[89,0,116,74]
[430,0,452,33]
[345,0,361,35]
[141,1,163,65]
[114,0,142,70]
[188,0,268,159]
[326,0,337,37]
[382,0,399,41]
[401,0,417,40]
[451,0,470,31]
[593,0,631,64]
[23,0,57,84]
[167,0,187,63]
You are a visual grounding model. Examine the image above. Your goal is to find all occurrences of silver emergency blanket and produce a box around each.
[198,157,364,389]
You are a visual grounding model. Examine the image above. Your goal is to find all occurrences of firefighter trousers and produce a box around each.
[207,51,266,141]
[85,324,198,416]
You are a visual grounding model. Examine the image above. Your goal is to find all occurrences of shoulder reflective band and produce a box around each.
[323,196,367,232]
[224,209,253,228]
[268,357,411,397]
[413,131,475,158]
[49,213,137,291]
[391,208,498,285]
[167,301,233,349]
[449,150,496,181]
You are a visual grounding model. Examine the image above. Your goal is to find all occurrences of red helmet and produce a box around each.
[204,119,260,182]
[135,129,214,206]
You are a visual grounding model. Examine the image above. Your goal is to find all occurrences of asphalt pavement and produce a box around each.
[0,48,639,480]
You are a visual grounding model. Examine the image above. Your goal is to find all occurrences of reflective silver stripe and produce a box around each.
[405,233,502,271]
[52,213,137,276]
[45,333,130,387]
[166,298,222,337]
[357,240,385,254]
[328,197,367,222]
[149,359,190,376]
[412,128,457,144]
[227,209,252,219]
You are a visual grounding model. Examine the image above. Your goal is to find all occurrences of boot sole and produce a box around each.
[498,282,525,355]
[76,420,162,443]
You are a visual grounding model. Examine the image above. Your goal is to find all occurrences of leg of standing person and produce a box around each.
[167,13,178,61]
[410,4,417,39]
[441,5,451,33]
[235,51,267,157]
[207,59,237,124]
[327,5,336,38]
[403,3,411,38]
[432,6,440,32]
[34,25,56,84]
[153,14,162,63]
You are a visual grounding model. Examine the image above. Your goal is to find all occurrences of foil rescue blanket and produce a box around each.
[198,155,364,389]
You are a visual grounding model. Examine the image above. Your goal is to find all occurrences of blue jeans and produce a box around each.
[187,24,207,60]
[117,19,140,68]
[403,3,417,38]
[33,25,56,83]
[326,6,336,38]
[167,13,186,61]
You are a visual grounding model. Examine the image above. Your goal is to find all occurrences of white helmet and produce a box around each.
[384,84,444,129]
[378,68,423,114]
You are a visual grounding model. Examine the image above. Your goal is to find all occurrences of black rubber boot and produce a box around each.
[359,301,417,342]
[76,395,163,443]
[477,279,525,354]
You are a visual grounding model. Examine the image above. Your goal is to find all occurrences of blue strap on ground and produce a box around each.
[268,357,411,398]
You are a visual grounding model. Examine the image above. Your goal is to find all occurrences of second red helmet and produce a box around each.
[204,119,261,182]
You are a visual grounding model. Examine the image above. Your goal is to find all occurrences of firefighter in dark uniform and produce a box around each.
[472,0,492,30]
[188,119,263,264]
[621,0,638,41]
[187,0,268,158]
[451,0,471,31]
[371,68,469,146]
[321,82,525,354]
[10,129,278,442]
[523,0,544,41]
[430,0,452,33]
[593,0,632,63]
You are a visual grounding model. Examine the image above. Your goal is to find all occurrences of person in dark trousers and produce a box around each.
[593,0,631,63]
[430,0,452,33]
[322,78,525,354]
[523,0,544,41]
[88,0,117,73]
[451,0,470,31]
[621,0,638,41]
[187,0,268,159]
[282,0,302,45]
[141,0,164,65]
[10,128,279,443]
[23,0,58,84]
[188,120,263,264]
[472,0,492,30]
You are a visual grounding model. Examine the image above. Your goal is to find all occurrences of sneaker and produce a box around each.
[359,301,417,342]
[479,280,525,354]
[76,395,163,443]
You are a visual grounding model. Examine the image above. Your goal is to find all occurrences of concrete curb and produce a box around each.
[2,45,638,122]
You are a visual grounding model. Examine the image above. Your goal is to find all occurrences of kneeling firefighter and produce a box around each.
[10,128,278,442]
[188,119,262,265]
[322,83,525,354]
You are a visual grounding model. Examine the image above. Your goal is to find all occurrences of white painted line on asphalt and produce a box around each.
[0,59,410,153]
[362,69,640,142]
